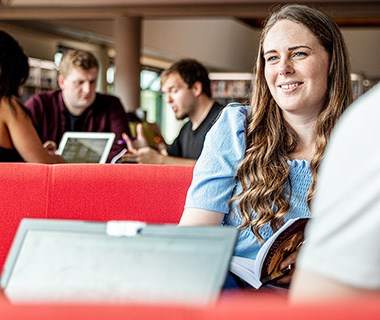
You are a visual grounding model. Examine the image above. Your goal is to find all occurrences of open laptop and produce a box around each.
[57,132,115,163]
[0,219,237,305]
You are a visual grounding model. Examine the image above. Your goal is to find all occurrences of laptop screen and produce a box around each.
[57,132,115,163]
[1,219,237,305]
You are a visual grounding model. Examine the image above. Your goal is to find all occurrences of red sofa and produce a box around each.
[0,162,379,319]
[0,163,193,272]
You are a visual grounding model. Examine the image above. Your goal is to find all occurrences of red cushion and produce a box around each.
[0,163,49,272]
[48,164,193,223]
[0,163,194,273]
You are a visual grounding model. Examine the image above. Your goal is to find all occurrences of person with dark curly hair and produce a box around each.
[0,31,64,163]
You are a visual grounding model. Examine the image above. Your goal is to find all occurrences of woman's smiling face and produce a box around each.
[263,19,330,121]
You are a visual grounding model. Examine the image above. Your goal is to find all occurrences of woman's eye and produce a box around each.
[293,52,307,58]
[266,56,278,63]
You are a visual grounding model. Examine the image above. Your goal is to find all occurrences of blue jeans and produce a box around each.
[223,271,248,290]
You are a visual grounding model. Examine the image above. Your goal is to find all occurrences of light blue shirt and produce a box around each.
[185,103,312,259]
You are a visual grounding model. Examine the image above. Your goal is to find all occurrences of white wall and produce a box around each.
[142,18,258,72]
[342,28,380,79]
[6,17,258,73]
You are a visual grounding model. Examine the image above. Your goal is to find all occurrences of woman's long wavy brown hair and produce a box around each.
[230,4,353,242]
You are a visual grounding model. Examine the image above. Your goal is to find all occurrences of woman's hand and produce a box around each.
[275,246,302,285]
[42,140,66,163]
[43,140,57,155]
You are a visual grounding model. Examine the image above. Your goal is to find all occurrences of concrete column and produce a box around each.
[114,16,141,113]
[95,45,109,93]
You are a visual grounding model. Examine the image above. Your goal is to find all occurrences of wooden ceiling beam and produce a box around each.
[0,3,379,27]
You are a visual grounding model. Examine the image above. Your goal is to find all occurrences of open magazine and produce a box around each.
[229,217,309,289]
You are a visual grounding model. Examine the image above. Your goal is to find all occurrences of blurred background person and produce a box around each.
[121,59,224,165]
[25,49,130,162]
[0,30,64,163]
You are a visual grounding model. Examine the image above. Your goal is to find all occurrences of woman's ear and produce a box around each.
[191,81,203,97]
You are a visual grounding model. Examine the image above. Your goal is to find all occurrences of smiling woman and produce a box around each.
[179,4,353,289]
[263,20,330,122]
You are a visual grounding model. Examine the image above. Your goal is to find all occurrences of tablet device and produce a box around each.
[57,132,115,163]
[0,219,238,305]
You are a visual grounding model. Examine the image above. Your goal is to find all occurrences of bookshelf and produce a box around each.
[209,72,254,106]
[20,57,58,102]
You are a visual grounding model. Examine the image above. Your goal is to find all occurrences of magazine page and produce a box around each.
[255,218,308,283]
[229,256,261,289]
[229,217,309,288]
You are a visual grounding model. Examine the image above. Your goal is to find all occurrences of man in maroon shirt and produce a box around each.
[25,49,130,162]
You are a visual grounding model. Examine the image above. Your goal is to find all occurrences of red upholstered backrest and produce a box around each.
[0,163,49,273]
[0,163,194,273]
[48,164,194,223]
